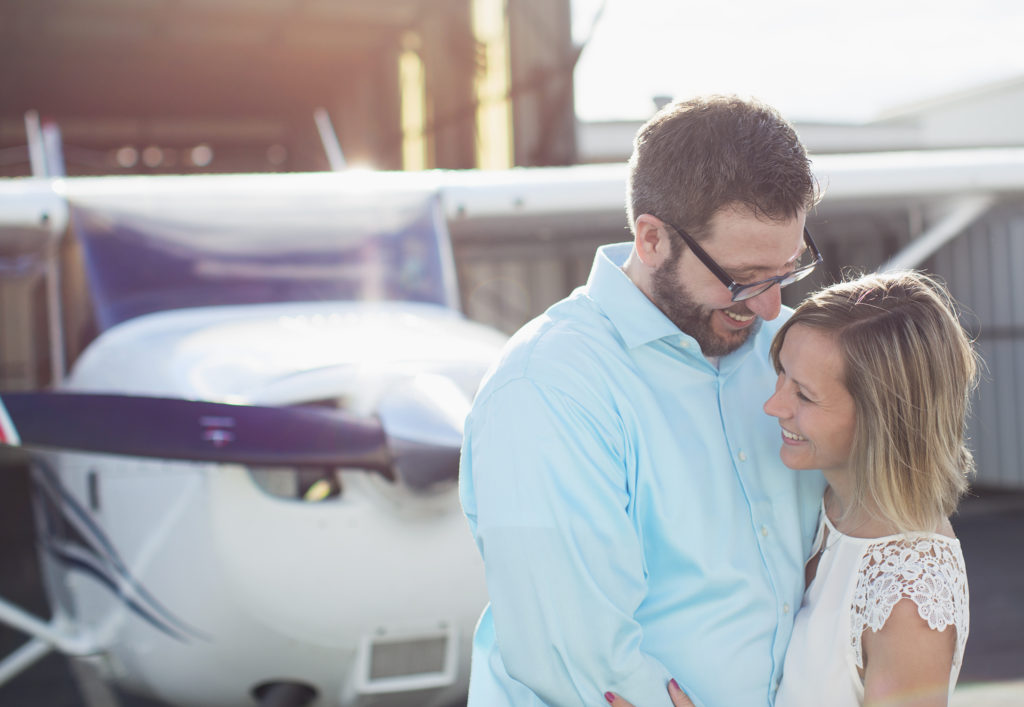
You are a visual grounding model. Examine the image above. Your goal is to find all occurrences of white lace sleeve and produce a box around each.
[850,536,969,671]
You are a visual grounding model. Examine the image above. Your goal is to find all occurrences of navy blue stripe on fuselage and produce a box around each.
[50,548,196,643]
[31,461,209,642]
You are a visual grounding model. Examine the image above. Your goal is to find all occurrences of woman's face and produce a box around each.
[763,324,857,475]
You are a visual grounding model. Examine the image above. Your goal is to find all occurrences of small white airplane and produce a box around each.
[3,135,1024,707]
[0,170,513,707]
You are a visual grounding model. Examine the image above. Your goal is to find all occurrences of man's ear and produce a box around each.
[633,214,672,267]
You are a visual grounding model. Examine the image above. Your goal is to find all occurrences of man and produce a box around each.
[459,95,827,706]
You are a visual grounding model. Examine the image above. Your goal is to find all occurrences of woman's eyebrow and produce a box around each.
[792,377,820,399]
[780,364,818,398]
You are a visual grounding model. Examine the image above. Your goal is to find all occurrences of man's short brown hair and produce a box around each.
[627,94,819,239]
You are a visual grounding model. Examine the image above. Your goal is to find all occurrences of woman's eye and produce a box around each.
[796,391,811,402]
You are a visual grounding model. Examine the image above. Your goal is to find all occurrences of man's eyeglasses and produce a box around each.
[661,219,823,302]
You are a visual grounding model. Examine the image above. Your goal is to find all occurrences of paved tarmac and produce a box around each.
[944,487,1024,706]
[1,460,1022,705]
[952,680,1024,706]
[949,488,1024,687]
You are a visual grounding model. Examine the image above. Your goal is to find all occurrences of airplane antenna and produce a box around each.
[313,107,347,171]
[24,111,47,177]
[24,111,67,178]
[41,122,66,177]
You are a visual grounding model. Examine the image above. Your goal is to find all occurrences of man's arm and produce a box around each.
[463,376,678,706]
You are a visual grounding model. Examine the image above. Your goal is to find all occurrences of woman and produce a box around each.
[609,271,976,707]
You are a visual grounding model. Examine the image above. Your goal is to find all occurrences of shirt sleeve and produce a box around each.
[850,536,970,672]
[462,375,677,707]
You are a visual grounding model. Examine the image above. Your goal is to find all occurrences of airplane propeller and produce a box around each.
[0,390,462,490]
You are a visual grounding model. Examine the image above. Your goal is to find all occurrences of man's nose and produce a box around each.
[744,284,783,321]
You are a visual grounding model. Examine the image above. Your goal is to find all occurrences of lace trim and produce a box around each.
[850,536,969,670]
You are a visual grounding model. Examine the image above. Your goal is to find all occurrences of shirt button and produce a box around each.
[680,340,690,349]
[738,451,747,461]
[783,603,791,614]
[760,525,769,537]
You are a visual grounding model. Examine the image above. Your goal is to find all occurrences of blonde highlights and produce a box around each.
[770,271,979,532]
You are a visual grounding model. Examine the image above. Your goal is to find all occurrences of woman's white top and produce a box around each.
[775,502,969,707]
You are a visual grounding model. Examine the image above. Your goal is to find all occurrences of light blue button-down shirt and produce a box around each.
[460,243,825,707]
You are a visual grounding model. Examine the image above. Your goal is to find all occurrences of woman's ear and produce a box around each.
[633,214,672,268]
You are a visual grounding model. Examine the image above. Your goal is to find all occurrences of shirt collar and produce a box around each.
[586,243,685,349]
[585,242,764,369]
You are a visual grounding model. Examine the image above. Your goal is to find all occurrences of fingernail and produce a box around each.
[669,679,680,691]
[605,692,616,704]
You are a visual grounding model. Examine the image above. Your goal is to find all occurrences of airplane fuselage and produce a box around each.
[33,301,505,706]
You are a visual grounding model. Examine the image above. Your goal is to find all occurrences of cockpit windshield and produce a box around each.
[67,176,457,331]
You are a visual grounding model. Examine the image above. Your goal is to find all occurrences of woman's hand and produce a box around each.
[604,678,695,707]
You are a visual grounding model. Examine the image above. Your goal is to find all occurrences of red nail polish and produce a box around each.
[670,678,680,691]
[605,692,616,704]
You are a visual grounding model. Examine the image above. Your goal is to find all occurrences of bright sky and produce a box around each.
[571,0,1024,124]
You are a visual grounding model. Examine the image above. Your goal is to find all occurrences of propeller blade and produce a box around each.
[0,392,390,474]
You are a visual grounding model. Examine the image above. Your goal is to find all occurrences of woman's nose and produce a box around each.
[764,389,787,419]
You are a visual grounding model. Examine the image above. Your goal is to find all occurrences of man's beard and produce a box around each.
[650,256,756,357]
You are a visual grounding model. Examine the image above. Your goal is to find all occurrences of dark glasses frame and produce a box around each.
[661,219,823,302]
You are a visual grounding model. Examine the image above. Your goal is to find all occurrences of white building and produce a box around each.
[577,74,1024,160]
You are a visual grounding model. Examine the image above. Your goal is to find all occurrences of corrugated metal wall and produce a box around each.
[455,239,609,334]
[0,270,47,389]
[932,202,1024,489]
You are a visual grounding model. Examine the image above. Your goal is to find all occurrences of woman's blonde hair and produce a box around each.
[770,271,979,532]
